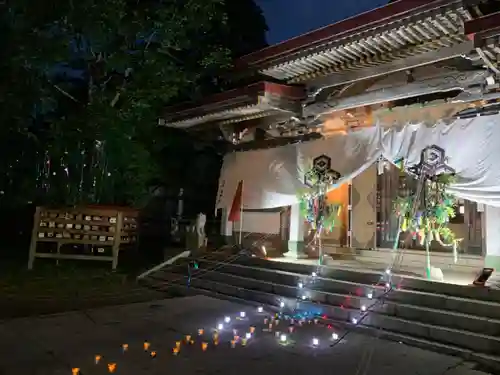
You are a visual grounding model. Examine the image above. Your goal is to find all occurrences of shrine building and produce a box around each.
[162,0,500,282]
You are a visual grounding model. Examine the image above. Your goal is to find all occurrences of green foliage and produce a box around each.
[297,162,342,232]
[393,174,461,248]
[0,0,268,209]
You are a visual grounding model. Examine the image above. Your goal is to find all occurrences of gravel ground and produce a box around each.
[0,296,491,375]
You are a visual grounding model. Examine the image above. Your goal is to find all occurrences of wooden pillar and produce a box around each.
[351,165,377,249]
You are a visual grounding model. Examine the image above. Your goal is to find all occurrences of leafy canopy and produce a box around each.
[0,0,267,208]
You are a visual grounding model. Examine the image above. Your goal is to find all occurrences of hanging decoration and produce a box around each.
[290,155,342,318]
[298,155,342,262]
[392,145,460,279]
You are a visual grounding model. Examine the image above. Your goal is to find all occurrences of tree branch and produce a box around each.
[51,82,80,103]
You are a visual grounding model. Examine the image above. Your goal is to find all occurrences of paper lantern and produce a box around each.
[201,342,208,351]
[143,341,150,351]
[175,341,181,349]
[107,363,117,373]
[72,368,80,375]
[198,329,204,336]
[173,347,179,355]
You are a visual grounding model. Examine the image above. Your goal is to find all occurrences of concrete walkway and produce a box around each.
[0,296,490,375]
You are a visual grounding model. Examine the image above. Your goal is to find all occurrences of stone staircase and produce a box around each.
[139,255,500,371]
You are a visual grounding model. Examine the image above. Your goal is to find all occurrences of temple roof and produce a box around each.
[162,0,500,140]
[162,82,304,129]
[235,0,470,83]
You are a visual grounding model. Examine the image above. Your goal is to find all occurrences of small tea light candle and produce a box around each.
[201,342,208,351]
[143,341,150,351]
[94,355,102,364]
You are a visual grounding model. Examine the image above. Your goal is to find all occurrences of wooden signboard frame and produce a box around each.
[28,206,138,270]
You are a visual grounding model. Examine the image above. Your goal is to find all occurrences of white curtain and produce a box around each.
[217,114,500,209]
[380,116,500,207]
[217,127,381,209]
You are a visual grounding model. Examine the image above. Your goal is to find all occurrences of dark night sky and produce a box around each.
[256,0,389,44]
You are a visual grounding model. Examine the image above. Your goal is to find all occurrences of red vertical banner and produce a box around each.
[228,180,243,222]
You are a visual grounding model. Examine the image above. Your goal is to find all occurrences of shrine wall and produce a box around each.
[231,211,285,254]
[232,211,281,235]
[351,165,377,249]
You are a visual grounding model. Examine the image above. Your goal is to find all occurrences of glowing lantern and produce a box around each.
[249,326,255,333]
[241,338,247,346]
[72,368,80,375]
[143,341,150,351]
[94,355,102,364]
[172,347,179,355]
[185,335,191,342]
[288,326,294,333]
[230,340,236,348]
[201,342,208,351]
[198,329,204,336]
[150,351,157,358]
[175,341,181,349]
[107,363,117,373]
[122,344,128,352]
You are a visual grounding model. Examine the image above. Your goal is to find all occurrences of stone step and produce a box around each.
[147,269,500,352]
[223,256,500,304]
[142,256,500,370]
[156,257,500,321]
[142,273,500,371]
[159,266,500,337]
[195,257,500,312]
